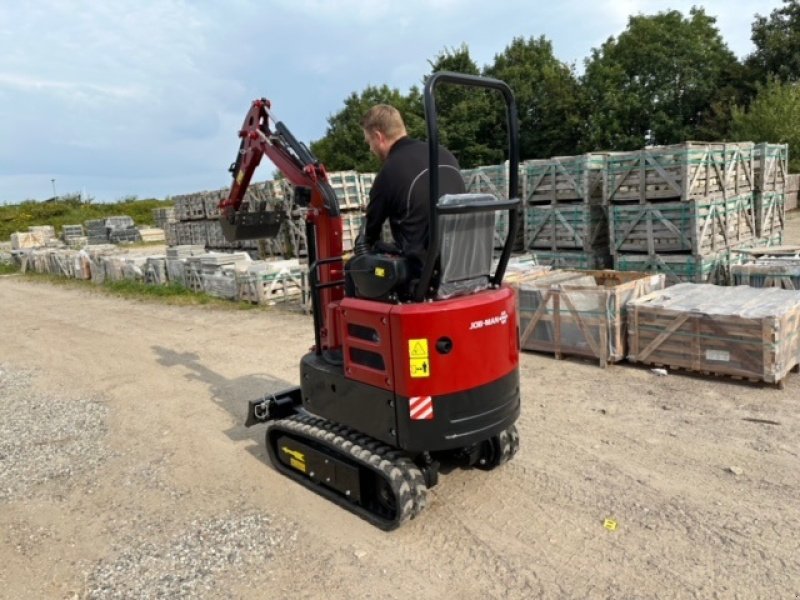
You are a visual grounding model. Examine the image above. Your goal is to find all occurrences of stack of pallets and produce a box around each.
[607,142,764,284]
[521,154,609,269]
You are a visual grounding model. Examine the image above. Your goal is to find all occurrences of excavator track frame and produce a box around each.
[265,414,428,531]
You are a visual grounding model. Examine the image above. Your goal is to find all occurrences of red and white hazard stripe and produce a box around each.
[409,396,434,420]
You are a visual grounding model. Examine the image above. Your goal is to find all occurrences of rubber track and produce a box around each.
[266,414,428,531]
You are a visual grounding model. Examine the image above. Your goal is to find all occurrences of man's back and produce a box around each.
[365,137,465,269]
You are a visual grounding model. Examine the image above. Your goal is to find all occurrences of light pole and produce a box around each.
[51,178,57,198]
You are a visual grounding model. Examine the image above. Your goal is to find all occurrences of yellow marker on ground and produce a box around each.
[603,518,618,531]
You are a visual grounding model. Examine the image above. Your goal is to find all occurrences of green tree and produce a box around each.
[582,8,739,150]
[310,85,425,172]
[729,77,800,171]
[425,45,505,167]
[484,36,585,159]
[748,0,800,83]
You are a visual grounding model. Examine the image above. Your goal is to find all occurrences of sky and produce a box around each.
[0,0,784,204]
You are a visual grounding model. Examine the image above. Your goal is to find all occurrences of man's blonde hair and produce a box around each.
[361,104,407,139]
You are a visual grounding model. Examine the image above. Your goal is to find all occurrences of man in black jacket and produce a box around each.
[359,104,465,280]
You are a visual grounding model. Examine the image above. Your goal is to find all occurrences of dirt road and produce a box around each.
[1,259,800,598]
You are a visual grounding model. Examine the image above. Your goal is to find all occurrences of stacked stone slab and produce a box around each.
[84,216,135,245]
[521,154,609,269]
[606,142,776,285]
[11,225,56,250]
[169,180,292,256]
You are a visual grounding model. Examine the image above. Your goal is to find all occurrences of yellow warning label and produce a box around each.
[408,339,428,358]
[410,358,430,378]
[374,267,386,277]
[236,170,245,185]
[289,457,307,472]
[281,446,305,462]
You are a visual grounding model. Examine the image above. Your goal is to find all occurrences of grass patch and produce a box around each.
[9,269,263,310]
[101,279,244,307]
[0,196,173,241]
[0,263,18,275]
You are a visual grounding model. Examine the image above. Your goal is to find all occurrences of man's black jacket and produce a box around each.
[365,137,465,270]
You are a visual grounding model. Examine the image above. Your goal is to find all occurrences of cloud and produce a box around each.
[0,0,785,203]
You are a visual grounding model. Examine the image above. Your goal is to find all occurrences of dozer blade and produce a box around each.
[220,206,284,241]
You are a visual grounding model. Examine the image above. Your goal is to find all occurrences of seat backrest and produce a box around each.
[436,193,496,299]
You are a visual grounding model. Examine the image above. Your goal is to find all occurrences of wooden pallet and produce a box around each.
[628,283,800,386]
[613,252,729,285]
[524,203,608,251]
[528,249,610,270]
[731,263,800,290]
[517,270,666,367]
[604,142,755,203]
[609,194,755,255]
[523,154,605,204]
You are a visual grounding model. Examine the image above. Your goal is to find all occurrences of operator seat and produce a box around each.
[435,193,497,299]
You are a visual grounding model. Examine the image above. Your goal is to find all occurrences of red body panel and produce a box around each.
[338,301,395,391]
[338,287,518,398]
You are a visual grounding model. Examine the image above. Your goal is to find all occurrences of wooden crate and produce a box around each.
[462,162,519,201]
[755,191,786,239]
[754,143,788,193]
[517,270,666,366]
[523,154,605,204]
[610,194,755,255]
[628,283,800,386]
[527,249,609,270]
[462,163,525,250]
[360,173,378,199]
[328,171,365,210]
[341,211,365,253]
[604,142,755,203]
[524,203,608,251]
[613,251,729,285]
[236,260,305,304]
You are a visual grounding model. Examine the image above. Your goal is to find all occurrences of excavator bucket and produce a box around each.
[219,205,284,241]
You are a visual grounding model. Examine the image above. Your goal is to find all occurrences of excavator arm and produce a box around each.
[221,98,345,353]
[220,98,339,241]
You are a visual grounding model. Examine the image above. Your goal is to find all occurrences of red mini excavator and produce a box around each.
[223,72,522,530]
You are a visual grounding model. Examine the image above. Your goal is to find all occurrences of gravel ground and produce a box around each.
[0,363,109,502]
[0,362,298,599]
[1,211,799,599]
[85,511,296,599]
